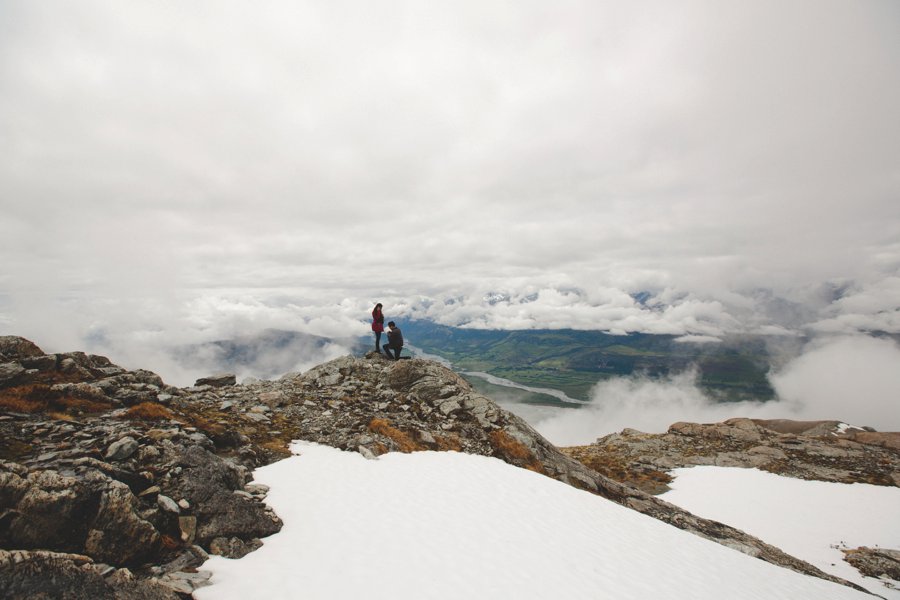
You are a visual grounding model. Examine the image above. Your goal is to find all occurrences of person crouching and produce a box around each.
[382,321,404,360]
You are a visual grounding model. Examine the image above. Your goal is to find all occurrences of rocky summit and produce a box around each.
[0,335,880,597]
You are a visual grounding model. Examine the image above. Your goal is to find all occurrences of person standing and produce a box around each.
[382,321,404,360]
[371,303,385,352]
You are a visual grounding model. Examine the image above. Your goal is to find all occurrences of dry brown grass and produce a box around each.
[488,430,545,474]
[185,413,226,437]
[55,396,112,413]
[368,418,425,453]
[46,411,76,421]
[435,434,463,452]
[0,384,112,416]
[0,394,43,413]
[124,402,175,421]
[488,430,531,459]
[259,439,291,458]
[561,445,673,494]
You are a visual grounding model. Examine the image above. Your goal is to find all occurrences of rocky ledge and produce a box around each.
[0,336,871,597]
[561,417,900,495]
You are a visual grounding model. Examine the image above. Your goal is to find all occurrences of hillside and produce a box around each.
[0,335,890,598]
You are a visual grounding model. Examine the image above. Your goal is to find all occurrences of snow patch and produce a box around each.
[661,466,900,599]
[196,443,872,600]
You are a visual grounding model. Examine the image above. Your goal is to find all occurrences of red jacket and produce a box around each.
[372,308,384,332]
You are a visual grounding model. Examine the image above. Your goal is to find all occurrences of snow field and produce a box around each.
[195,443,872,600]
[661,466,900,599]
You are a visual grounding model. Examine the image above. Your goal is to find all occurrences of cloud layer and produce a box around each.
[1,1,898,384]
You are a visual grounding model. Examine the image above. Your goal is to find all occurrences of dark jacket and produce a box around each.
[387,327,403,348]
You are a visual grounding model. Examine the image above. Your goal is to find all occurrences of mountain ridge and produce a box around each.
[0,335,886,598]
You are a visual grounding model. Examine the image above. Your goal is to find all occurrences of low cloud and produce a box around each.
[769,335,900,432]
[532,371,788,446]
[530,334,900,446]
[82,325,358,388]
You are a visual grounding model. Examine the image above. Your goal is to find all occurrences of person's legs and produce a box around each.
[375,331,382,351]
[382,343,395,359]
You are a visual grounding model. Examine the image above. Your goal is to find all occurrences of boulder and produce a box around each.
[0,362,25,386]
[83,479,161,565]
[0,336,45,360]
[0,467,160,566]
[105,436,139,461]
[168,445,282,546]
[195,373,236,388]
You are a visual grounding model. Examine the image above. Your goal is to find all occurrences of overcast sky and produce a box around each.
[2,1,899,373]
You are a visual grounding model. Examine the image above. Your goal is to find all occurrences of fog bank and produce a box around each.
[532,335,900,446]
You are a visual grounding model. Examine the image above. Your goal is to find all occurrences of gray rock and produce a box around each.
[439,399,461,415]
[157,494,180,514]
[844,546,900,581]
[21,354,57,372]
[194,373,236,388]
[416,430,436,445]
[358,445,379,460]
[587,417,899,488]
[0,549,179,600]
[84,479,161,565]
[0,361,25,385]
[0,335,45,359]
[0,467,160,567]
[105,437,139,461]
[170,445,282,546]
[208,536,264,559]
[244,483,270,497]
[155,570,213,594]
[259,391,286,407]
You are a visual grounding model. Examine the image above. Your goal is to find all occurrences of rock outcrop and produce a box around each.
[562,417,900,494]
[843,547,900,586]
[0,549,181,600]
[0,336,875,596]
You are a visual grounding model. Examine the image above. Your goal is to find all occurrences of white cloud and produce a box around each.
[769,335,900,431]
[530,334,900,446]
[532,370,793,446]
[1,1,898,372]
